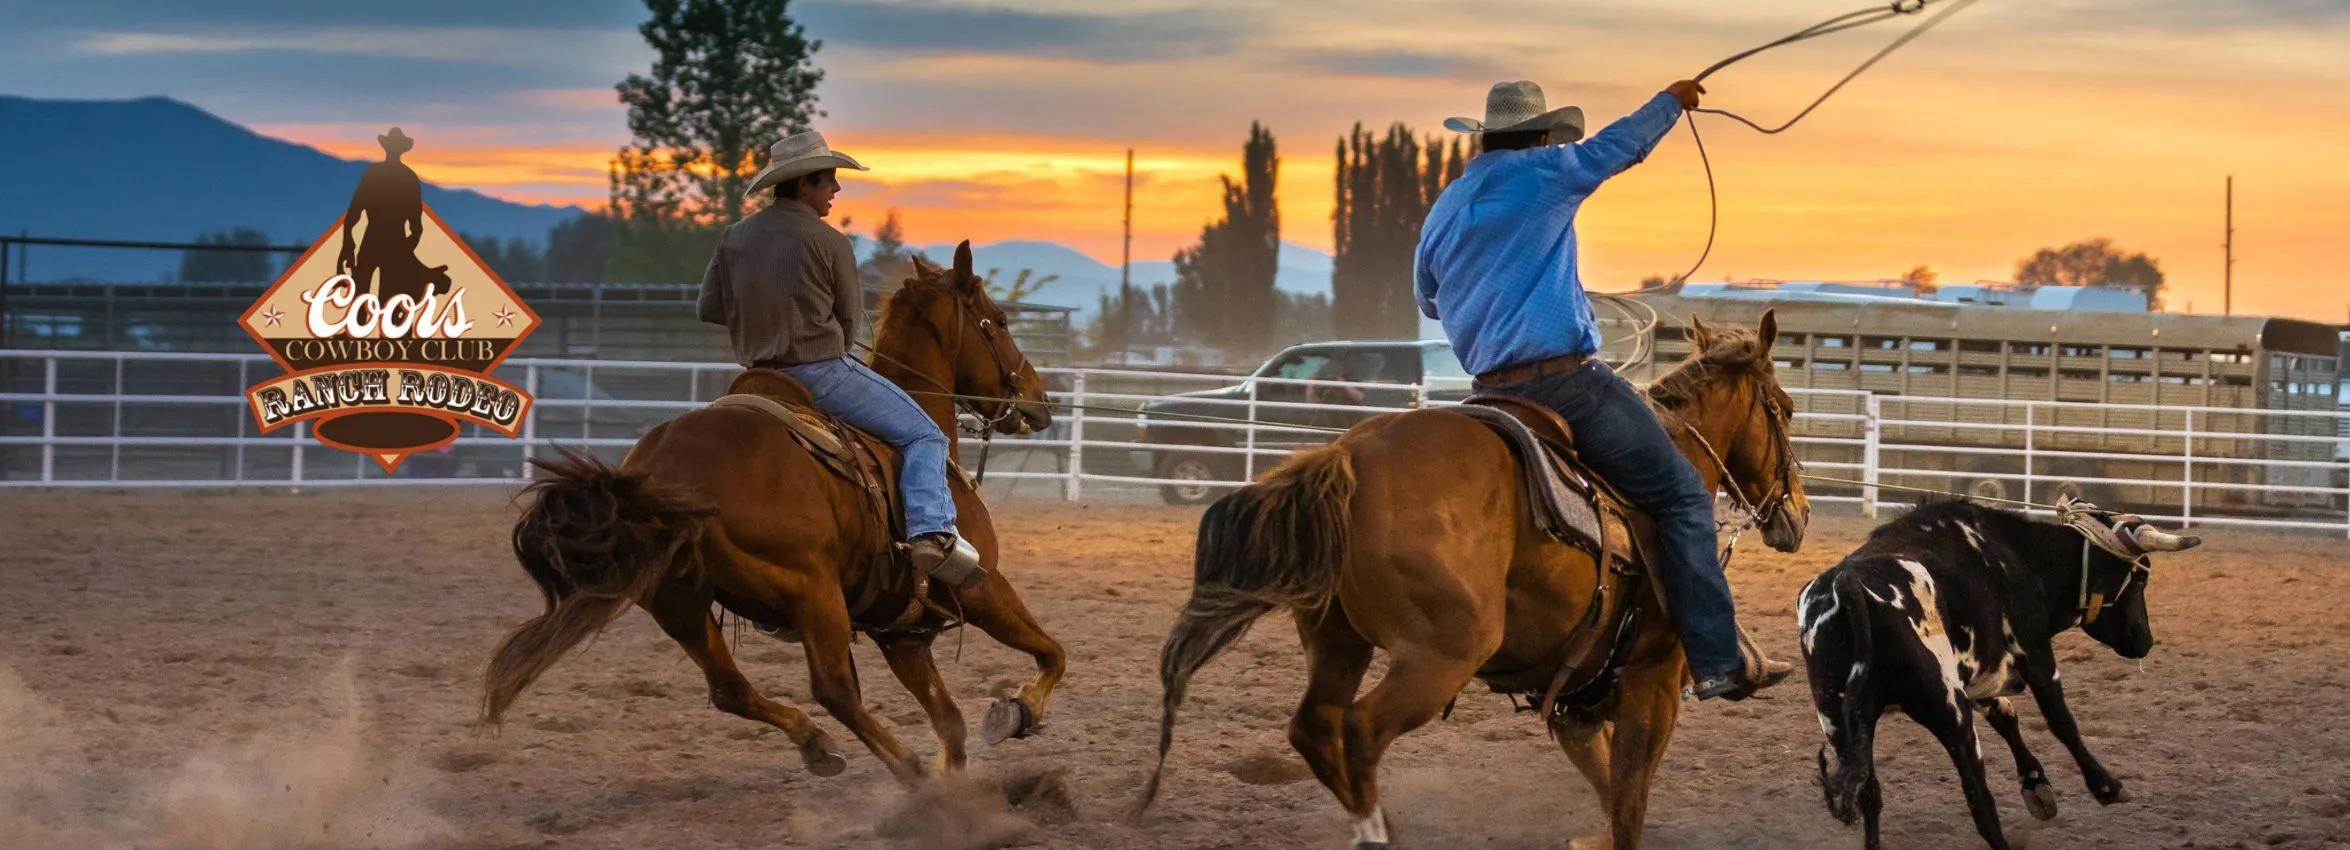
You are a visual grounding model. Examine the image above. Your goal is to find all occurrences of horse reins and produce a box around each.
[856,288,1035,485]
[1662,376,1801,563]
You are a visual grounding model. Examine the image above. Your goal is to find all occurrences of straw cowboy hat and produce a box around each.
[742,130,868,198]
[1444,81,1586,142]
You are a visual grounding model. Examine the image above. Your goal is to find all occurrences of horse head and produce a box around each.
[1650,308,1811,552]
[885,241,1053,434]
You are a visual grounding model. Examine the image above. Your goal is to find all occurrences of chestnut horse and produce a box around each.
[1141,313,1811,849]
[477,242,1066,784]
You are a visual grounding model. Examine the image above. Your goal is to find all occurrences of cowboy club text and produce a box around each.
[278,337,497,363]
[255,367,524,429]
[302,274,474,339]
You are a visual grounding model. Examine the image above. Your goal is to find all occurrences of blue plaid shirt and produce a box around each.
[1414,91,1684,377]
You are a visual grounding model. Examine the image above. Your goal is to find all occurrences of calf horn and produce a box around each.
[2128,523,2202,553]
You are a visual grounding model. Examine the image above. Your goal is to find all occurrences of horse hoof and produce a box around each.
[2095,784,2132,805]
[1353,844,1394,850]
[800,733,849,777]
[982,698,1036,744]
[2023,782,2059,821]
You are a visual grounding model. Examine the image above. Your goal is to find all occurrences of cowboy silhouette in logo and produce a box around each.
[335,127,451,305]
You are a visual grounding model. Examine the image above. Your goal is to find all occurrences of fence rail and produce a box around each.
[4,349,2346,537]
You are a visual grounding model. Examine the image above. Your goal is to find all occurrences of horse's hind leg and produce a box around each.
[643,586,848,776]
[1554,717,1615,824]
[955,575,1068,743]
[1337,644,1491,850]
[1290,603,1374,813]
[876,632,967,775]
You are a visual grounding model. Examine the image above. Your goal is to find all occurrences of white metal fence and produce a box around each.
[4,349,2346,537]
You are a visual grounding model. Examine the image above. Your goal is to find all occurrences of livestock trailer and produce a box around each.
[1606,283,2343,516]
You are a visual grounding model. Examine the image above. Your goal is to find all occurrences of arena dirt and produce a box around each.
[4,487,2348,849]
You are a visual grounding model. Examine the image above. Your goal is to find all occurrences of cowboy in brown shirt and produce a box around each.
[698,130,976,586]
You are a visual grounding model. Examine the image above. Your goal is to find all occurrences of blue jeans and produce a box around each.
[782,357,957,540]
[1490,360,1744,679]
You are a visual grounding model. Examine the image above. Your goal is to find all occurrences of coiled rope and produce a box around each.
[1672,0,1983,284]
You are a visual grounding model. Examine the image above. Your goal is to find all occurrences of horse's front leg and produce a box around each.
[875,631,967,775]
[797,579,927,783]
[1596,636,1689,850]
[955,565,1068,743]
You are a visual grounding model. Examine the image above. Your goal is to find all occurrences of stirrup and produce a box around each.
[908,532,985,588]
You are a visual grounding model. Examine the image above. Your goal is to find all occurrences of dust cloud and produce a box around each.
[0,658,454,850]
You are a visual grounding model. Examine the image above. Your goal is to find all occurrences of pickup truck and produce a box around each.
[1129,339,1473,505]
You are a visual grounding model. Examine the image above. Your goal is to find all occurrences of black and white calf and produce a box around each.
[1794,495,2202,850]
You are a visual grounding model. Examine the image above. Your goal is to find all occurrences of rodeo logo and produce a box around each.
[239,126,540,472]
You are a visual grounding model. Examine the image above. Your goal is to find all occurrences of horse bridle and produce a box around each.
[864,284,1037,483]
[1671,375,1800,540]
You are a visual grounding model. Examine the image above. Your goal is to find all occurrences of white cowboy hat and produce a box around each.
[742,130,869,199]
[1444,80,1586,141]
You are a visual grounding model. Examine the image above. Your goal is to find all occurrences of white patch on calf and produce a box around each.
[1798,580,1842,654]
[1958,521,1986,554]
[1892,559,1969,717]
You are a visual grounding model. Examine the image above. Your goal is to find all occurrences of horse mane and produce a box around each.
[875,268,957,342]
[1645,326,1767,410]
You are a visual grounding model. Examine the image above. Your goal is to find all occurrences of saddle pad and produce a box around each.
[711,393,846,457]
[1444,404,1606,555]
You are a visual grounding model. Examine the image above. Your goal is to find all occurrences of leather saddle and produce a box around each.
[1442,394,1668,727]
[703,368,972,633]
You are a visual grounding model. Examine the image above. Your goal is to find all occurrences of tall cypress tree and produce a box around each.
[1171,122,1280,359]
[1332,124,1462,339]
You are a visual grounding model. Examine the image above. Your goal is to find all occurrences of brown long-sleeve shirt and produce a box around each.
[697,200,864,367]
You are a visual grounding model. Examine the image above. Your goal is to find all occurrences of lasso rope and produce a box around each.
[1672,0,1983,283]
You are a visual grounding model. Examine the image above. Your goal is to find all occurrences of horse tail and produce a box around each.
[1136,443,1356,817]
[478,447,716,727]
[1817,569,1878,825]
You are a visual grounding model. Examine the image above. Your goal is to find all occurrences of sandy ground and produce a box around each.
[3,487,2349,850]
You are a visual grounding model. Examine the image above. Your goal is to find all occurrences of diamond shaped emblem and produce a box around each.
[239,127,541,473]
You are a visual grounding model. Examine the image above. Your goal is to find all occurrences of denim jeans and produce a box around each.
[1487,360,1744,679]
[782,357,957,540]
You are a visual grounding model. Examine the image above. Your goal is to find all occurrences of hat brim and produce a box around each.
[742,151,869,199]
[1445,106,1586,141]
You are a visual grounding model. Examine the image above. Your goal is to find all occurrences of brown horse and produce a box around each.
[1140,313,1811,849]
[477,242,1066,784]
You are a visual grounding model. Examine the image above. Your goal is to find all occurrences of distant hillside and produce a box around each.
[0,95,590,283]
[917,239,1334,320]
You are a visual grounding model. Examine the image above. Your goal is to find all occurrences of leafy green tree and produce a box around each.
[2016,238,2166,309]
[606,0,825,282]
[1333,123,1463,338]
[1171,122,1280,359]
[1900,264,1939,295]
[544,213,612,283]
[983,267,1056,304]
[178,228,273,283]
[861,209,914,286]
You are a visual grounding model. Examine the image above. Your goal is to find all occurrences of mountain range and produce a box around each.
[0,93,1336,320]
[916,239,1334,319]
[0,95,590,284]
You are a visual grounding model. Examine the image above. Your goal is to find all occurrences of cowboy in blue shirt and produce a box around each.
[1415,79,1791,701]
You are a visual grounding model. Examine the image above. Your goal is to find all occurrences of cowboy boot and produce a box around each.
[1691,622,1793,701]
[909,531,986,588]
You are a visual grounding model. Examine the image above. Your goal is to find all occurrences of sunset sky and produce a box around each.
[3,0,2346,322]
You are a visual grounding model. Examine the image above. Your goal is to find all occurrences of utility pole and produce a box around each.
[1121,148,1134,292]
[2223,175,2234,316]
